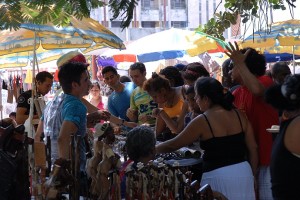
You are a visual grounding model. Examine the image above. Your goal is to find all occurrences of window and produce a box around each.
[141,0,159,9]
[199,1,202,24]
[171,0,186,9]
[142,21,156,28]
[213,0,216,12]
[111,21,122,28]
[206,0,209,22]
[171,21,187,28]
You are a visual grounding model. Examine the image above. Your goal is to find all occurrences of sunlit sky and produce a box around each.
[273,1,300,21]
[243,1,300,37]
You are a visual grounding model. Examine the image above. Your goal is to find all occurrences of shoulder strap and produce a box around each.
[234,109,243,132]
[203,113,215,137]
[181,85,187,100]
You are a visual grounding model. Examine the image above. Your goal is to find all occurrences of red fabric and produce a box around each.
[119,159,133,181]
[54,70,59,82]
[97,101,104,110]
[69,54,88,64]
[113,54,137,62]
[233,75,279,166]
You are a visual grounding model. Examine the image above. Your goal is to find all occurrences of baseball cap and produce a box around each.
[57,51,89,69]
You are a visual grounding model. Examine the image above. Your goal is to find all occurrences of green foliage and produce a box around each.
[0,0,295,37]
[109,0,139,30]
[0,0,105,30]
[200,0,296,39]
[197,11,238,40]
[0,1,23,30]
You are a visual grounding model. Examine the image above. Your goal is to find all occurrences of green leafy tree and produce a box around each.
[197,0,297,40]
[0,0,139,30]
[0,0,296,40]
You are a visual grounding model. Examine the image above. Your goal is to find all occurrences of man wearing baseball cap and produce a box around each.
[57,51,90,69]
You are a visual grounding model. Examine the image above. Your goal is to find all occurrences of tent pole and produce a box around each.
[293,45,295,74]
[0,76,2,120]
[28,31,37,138]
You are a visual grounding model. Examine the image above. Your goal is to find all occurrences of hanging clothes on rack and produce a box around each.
[15,74,22,100]
[2,80,8,90]
[7,73,13,103]
[13,74,18,102]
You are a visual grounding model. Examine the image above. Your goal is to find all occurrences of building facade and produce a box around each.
[90,0,238,41]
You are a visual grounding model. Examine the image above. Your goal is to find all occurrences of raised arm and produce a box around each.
[225,42,265,96]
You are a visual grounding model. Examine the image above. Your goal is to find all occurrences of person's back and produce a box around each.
[233,74,277,166]
[200,108,248,171]
[227,44,278,199]
[155,77,258,200]
[120,126,156,198]
[265,74,300,199]
[43,93,66,161]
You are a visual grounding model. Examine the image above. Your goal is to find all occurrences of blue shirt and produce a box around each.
[107,82,136,120]
[43,93,87,171]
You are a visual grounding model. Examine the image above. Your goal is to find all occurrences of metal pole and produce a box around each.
[0,77,2,120]
[29,31,37,138]
[293,45,295,74]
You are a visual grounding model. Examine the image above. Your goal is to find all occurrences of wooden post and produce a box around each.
[92,55,98,81]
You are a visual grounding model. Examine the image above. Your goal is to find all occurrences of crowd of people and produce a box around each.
[0,42,299,200]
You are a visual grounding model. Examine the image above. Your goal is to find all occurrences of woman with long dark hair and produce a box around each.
[156,77,258,200]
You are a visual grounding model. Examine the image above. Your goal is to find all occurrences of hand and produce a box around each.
[87,110,111,128]
[138,114,150,123]
[124,121,138,128]
[45,158,73,188]
[224,41,251,67]
[98,110,111,120]
[113,126,121,134]
[152,108,163,118]
[126,108,137,121]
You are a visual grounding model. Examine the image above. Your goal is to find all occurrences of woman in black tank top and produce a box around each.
[265,74,300,199]
[156,77,258,200]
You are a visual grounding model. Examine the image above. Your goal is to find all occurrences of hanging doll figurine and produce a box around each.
[86,135,104,195]
[93,123,122,199]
